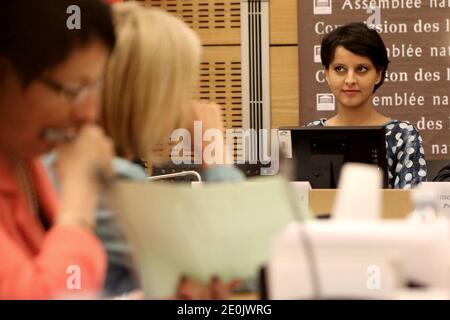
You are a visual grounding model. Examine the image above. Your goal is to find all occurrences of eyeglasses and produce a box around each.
[39,75,104,106]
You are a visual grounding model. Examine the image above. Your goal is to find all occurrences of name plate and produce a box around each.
[289,181,312,209]
[278,129,292,159]
[420,182,450,217]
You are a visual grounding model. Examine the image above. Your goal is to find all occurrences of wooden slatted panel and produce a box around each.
[126,1,243,163]
[150,46,243,163]
[134,0,241,45]
[197,46,242,129]
[197,46,243,160]
[128,1,302,162]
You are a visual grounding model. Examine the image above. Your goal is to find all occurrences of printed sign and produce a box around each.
[298,0,450,160]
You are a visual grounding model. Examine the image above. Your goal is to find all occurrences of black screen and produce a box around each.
[284,126,388,189]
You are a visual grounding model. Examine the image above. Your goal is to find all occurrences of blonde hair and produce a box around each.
[101,3,201,159]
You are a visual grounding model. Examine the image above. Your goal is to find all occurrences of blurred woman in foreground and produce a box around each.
[0,0,116,299]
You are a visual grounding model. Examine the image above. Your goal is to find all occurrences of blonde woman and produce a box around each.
[102,3,235,168]
[97,3,243,297]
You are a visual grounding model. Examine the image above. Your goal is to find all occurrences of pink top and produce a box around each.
[0,155,106,299]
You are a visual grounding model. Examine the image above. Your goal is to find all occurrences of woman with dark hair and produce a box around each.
[0,0,116,298]
[307,22,427,189]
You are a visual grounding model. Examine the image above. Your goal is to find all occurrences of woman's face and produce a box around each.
[0,39,109,160]
[325,45,382,111]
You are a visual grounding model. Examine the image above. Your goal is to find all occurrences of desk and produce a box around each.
[229,292,258,300]
[230,289,449,300]
[309,189,413,219]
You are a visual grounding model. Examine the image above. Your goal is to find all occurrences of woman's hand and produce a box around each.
[112,277,241,300]
[55,125,114,229]
[183,100,232,168]
[176,276,241,300]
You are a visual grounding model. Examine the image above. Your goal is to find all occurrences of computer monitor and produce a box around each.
[281,126,388,188]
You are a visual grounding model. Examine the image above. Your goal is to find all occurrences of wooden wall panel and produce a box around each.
[197,46,242,129]
[131,0,301,131]
[135,0,241,45]
[270,46,299,128]
[198,47,242,159]
[133,0,242,132]
[151,46,242,162]
[269,0,298,45]
[269,0,299,129]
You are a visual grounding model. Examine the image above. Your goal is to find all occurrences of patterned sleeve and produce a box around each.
[305,119,325,127]
[389,122,427,189]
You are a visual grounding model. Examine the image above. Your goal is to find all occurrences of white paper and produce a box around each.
[113,176,296,298]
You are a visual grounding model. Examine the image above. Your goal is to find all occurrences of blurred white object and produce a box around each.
[114,176,294,299]
[277,129,292,159]
[289,181,312,210]
[146,170,202,182]
[332,163,382,220]
[268,220,450,300]
[418,182,450,220]
[191,181,202,188]
[409,183,439,223]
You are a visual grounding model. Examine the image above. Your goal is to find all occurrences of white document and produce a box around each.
[113,176,296,298]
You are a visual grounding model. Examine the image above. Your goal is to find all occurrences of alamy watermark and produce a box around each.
[366,4,382,31]
[66,264,81,290]
[66,5,81,30]
[366,264,382,290]
[170,121,280,175]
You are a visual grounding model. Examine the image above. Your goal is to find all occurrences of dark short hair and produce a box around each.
[0,0,116,87]
[320,22,390,93]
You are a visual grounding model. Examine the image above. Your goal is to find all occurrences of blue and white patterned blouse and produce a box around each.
[306,119,427,189]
